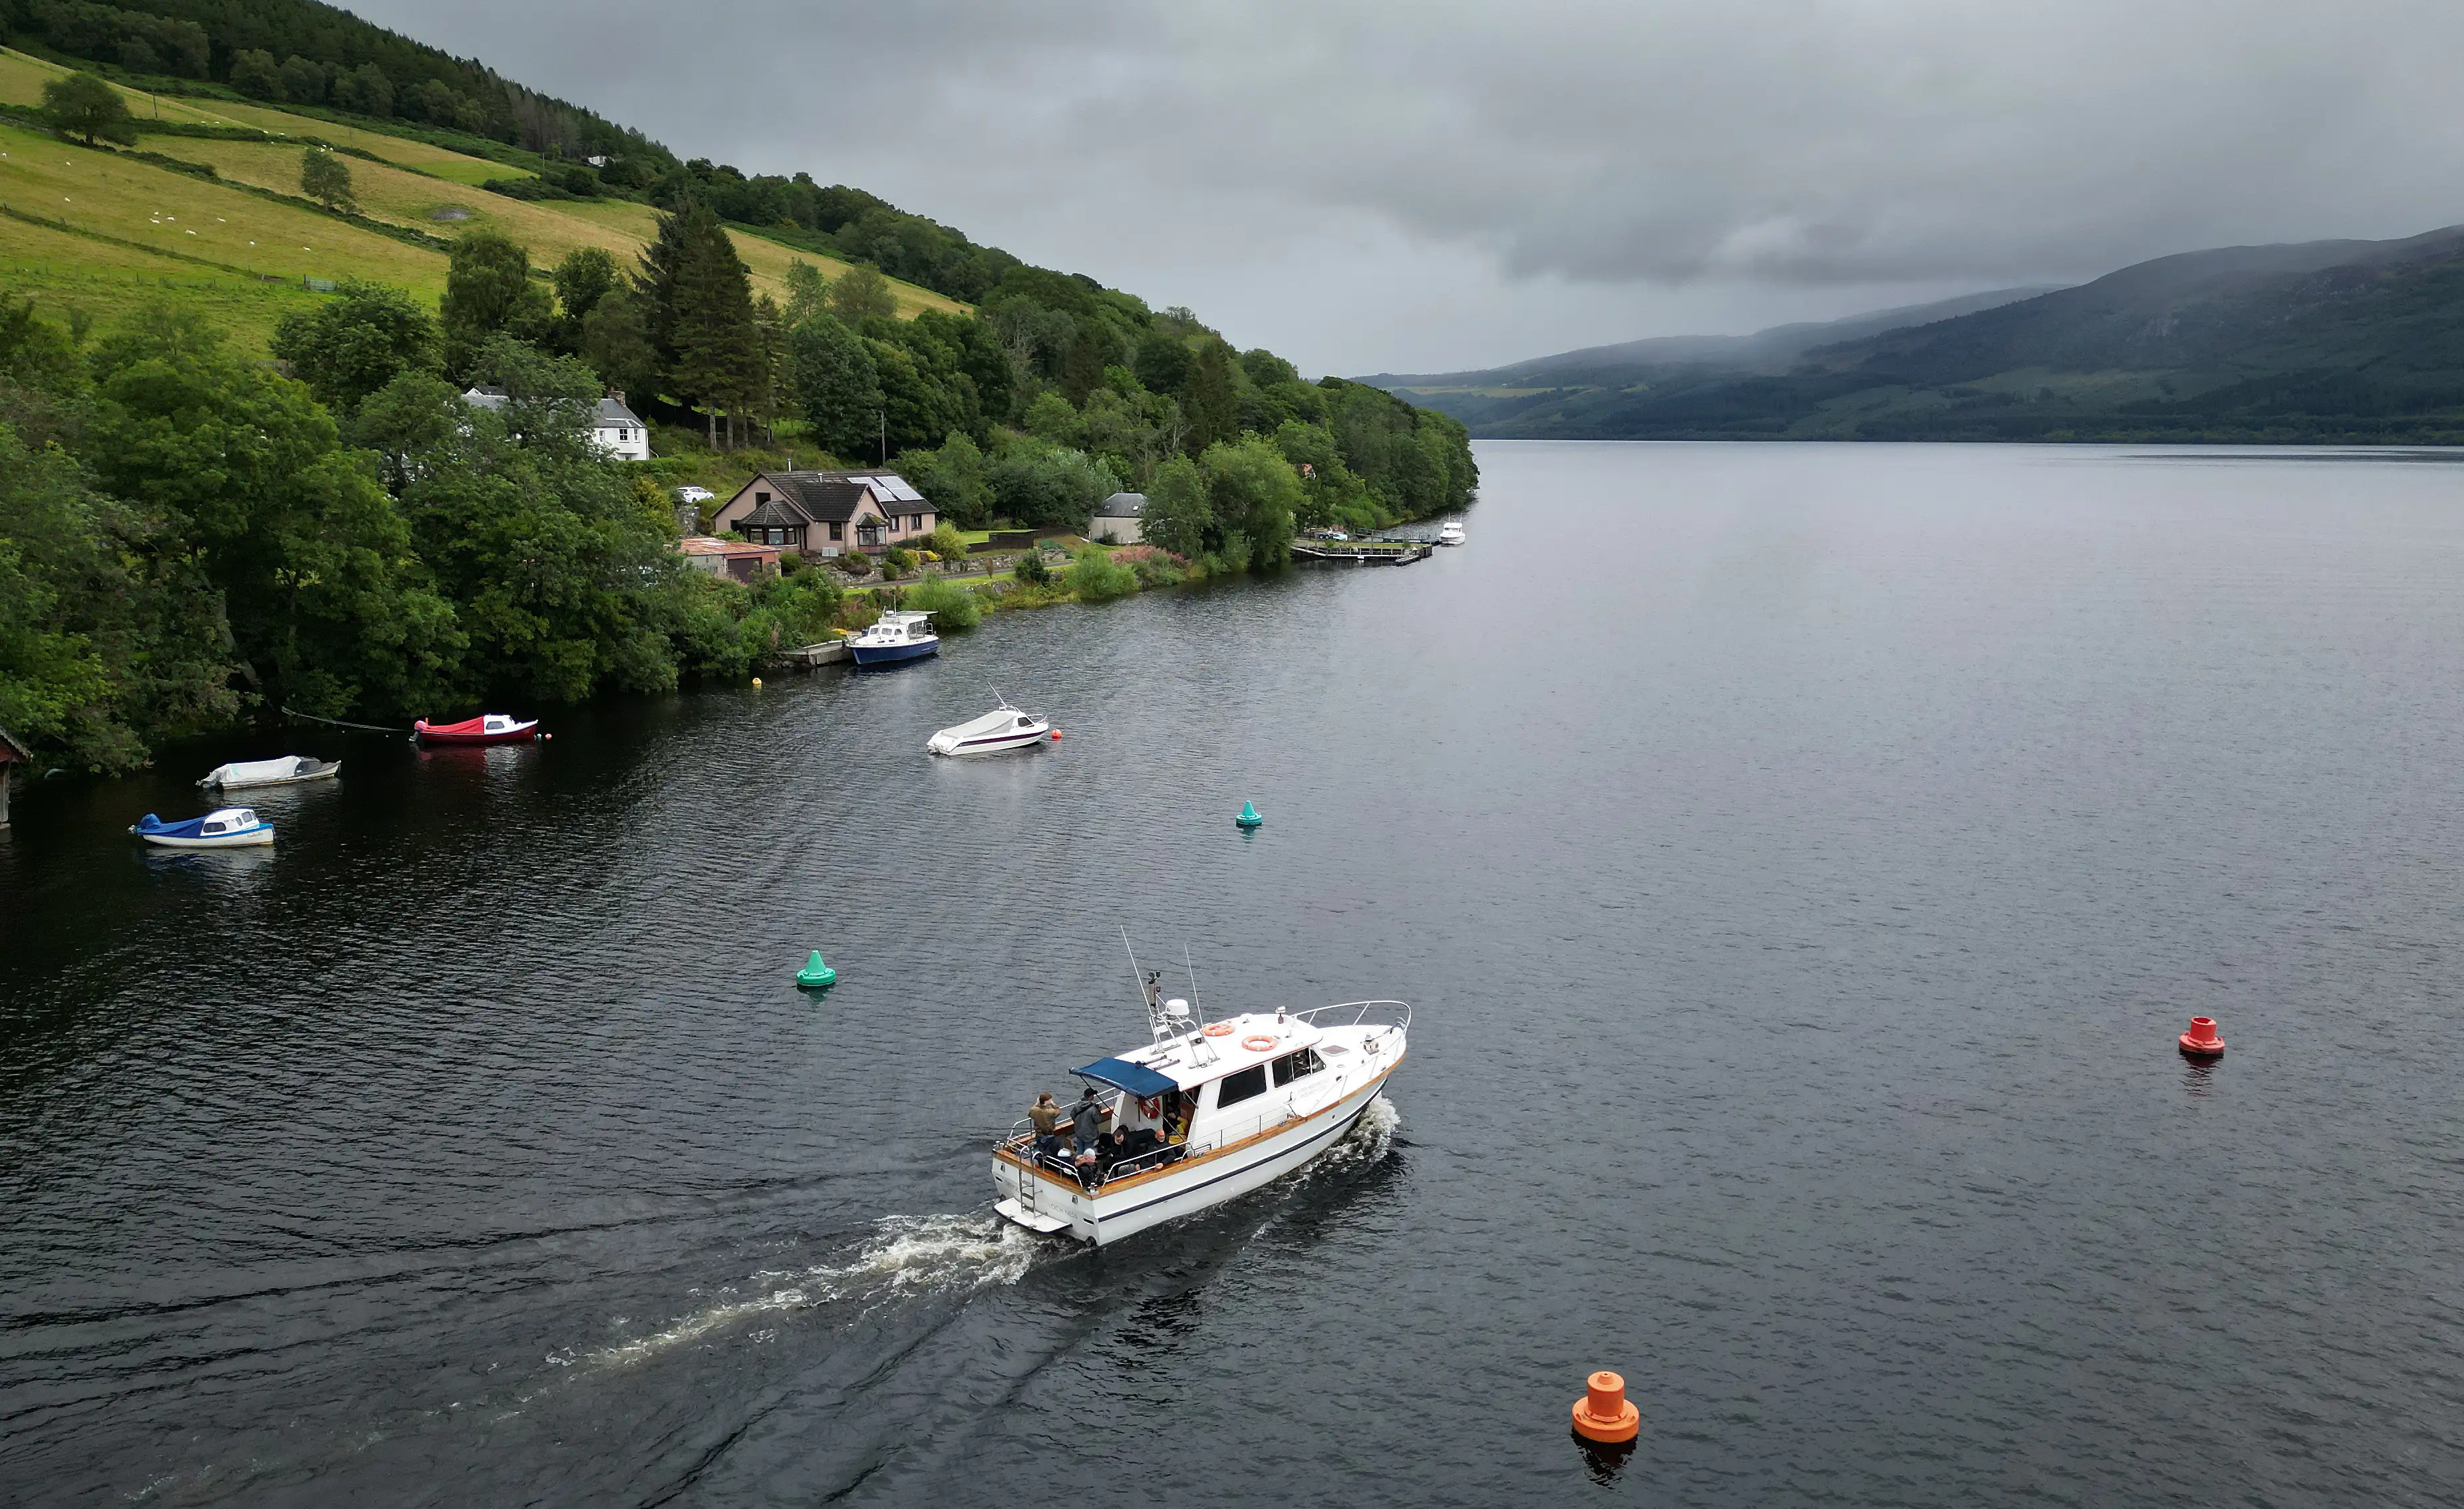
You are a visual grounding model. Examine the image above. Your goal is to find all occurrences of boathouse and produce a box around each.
[0,726,28,829]
[1090,492,1148,545]
[712,472,935,558]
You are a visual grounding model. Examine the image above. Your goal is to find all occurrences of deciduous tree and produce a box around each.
[299,148,357,214]
[41,73,134,147]
[271,280,441,414]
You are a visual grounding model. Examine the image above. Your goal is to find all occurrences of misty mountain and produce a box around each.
[1368,226,2464,442]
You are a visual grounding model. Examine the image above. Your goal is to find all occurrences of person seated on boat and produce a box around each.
[1165,1092,1194,1144]
[1068,1086,1108,1152]
[1073,1142,1102,1189]
[1028,1091,1066,1154]
[1114,1126,1162,1166]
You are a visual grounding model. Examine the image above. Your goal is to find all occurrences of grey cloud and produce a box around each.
[345,0,2464,370]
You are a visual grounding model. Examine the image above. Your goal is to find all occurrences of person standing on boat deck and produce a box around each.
[1069,1087,1107,1151]
[1029,1092,1065,1154]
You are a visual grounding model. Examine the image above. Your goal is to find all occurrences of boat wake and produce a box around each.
[1299,1096,1402,1182]
[591,1213,1046,1368]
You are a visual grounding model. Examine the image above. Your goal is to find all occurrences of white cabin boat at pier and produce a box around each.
[993,984,1408,1246]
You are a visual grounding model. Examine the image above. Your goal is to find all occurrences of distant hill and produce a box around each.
[1362,287,2058,430]
[1368,227,2464,442]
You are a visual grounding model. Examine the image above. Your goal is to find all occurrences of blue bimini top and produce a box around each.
[1071,1056,1178,1098]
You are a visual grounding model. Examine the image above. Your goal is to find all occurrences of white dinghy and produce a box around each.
[199,754,339,790]
[927,693,1050,756]
[993,955,1408,1246]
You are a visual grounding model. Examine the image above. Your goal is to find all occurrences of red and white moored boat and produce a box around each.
[413,714,541,745]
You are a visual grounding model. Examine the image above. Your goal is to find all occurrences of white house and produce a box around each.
[1091,492,1147,545]
[458,387,649,462]
[590,393,650,462]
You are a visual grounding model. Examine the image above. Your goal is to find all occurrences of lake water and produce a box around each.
[5,442,2463,1506]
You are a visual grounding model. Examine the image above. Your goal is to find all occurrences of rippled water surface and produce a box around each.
[6,442,2464,1506]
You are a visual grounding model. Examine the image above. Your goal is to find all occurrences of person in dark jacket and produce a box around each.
[1068,1087,1107,1151]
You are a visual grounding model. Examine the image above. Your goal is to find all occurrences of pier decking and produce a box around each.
[1290,540,1432,565]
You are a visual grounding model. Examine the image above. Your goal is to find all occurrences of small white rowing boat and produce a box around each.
[927,693,1050,756]
[130,807,275,849]
[199,755,339,790]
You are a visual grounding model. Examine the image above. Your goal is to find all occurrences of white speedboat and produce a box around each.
[993,986,1408,1246]
[130,807,274,849]
[199,754,339,790]
[849,610,939,667]
[1438,520,1465,546]
[927,693,1050,756]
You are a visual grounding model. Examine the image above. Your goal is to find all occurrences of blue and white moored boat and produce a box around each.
[848,609,939,667]
[130,806,274,849]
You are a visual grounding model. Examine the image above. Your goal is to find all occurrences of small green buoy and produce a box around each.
[1235,800,1263,830]
[796,949,838,988]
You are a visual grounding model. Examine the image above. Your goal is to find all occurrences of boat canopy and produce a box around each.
[1072,1056,1179,1098]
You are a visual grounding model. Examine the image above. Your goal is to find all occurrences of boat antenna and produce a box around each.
[1185,944,1203,1021]
[1120,926,1147,1010]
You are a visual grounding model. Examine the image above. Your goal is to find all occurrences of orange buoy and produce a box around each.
[1571,1370,1640,1444]
[1049,729,1062,741]
[2179,1016,2225,1058]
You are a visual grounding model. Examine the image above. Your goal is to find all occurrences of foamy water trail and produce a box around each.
[592,1104,1400,1368]
[593,1212,1044,1367]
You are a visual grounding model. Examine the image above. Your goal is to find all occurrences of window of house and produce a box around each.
[829,523,844,541]
[756,491,770,504]
[1215,1065,1269,1108]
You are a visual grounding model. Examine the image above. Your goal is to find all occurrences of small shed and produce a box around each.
[1091,492,1148,545]
[679,536,781,582]
[0,726,29,829]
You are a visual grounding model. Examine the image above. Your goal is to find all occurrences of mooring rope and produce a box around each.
[281,706,410,733]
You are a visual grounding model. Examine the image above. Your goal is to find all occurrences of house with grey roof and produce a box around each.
[589,393,649,461]
[459,387,649,462]
[710,472,936,558]
[1091,492,1147,546]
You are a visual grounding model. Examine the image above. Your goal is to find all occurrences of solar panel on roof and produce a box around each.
[884,479,923,502]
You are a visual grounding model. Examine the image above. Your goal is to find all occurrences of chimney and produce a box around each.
[607,389,625,407]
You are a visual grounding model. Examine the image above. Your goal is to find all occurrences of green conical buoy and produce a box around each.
[1235,800,1263,829]
[796,949,838,988]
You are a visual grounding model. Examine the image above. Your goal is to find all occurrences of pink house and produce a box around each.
[711,471,936,558]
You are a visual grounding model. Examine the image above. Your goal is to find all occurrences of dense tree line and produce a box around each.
[0,285,839,775]
[1,0,665,160]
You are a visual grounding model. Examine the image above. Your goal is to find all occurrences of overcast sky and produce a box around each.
[349,0,2464,376]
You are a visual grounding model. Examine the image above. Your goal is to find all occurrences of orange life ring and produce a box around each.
[1242,1034,1279,1052]
[1137,1095,1163,1119]
[1202,1023,1233,1037]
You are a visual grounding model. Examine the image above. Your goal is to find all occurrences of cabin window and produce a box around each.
[1215,1065,1269,1108]
[1270,1048,1324,1087]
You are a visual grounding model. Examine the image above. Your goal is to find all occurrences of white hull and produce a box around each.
[995,1059,1400,1246]
[138,829,274,849]
[205,767,339,790]
[929,725,1048,756]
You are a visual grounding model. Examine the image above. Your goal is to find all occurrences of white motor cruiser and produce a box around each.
[1437,520,1466,546]
[993,970,1408,1246]
[927,693,1050,756]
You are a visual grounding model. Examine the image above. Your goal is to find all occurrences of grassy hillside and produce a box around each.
[0,45,957,351]
[1380,229,2464,443]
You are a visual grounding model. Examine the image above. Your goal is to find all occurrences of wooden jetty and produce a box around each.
[780,641,849,669]
[1290,540,1432,566]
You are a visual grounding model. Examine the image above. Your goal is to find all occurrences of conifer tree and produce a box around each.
[647,202,760,447]
[1180,339,1238,454]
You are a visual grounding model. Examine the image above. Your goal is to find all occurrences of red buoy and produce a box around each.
[2179,1016,2225,1058]
[1049,729,1062,741]
[1571,1369,1640,1444]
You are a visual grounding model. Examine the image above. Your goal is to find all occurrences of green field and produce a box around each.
[0,45,961,343]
